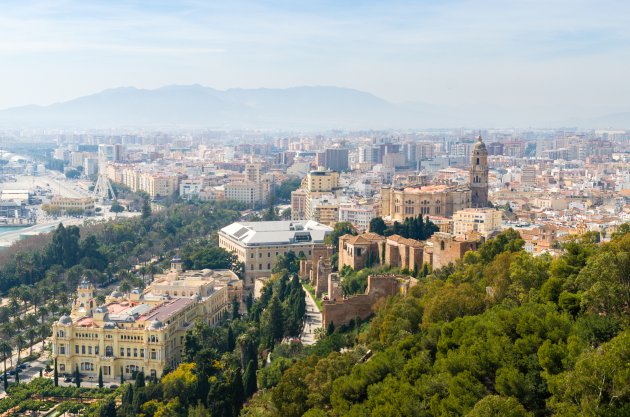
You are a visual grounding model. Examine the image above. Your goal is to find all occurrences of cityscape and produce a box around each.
[0,1,628,417]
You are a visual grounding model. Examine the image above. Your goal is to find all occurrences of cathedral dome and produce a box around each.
[473,136,487,151]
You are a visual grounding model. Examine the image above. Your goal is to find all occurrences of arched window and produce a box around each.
[476,157,480,165]
[440,241,445,250]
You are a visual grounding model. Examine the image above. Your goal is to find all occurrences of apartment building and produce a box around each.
[452,208,503,239]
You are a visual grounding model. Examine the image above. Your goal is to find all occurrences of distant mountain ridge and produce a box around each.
[0,85,628,129]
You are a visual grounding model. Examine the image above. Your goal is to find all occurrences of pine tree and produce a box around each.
[245,293,253,313]
[142,197,151,219]
[327,320,335,335]
[232,295,240,320]
[74,365,81,387]
[227,326,236,352]
[231,367,245,416]
[53,359,58,387]
[135,371,145,388]
[121,384,134,415]
[98,367,103,388]
[244,360,257,397]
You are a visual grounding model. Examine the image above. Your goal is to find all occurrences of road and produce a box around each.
[300,286,323,345]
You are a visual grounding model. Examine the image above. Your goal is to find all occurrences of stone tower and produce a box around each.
[470,135,489,208]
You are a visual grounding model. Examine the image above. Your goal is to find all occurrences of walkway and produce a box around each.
[300,286,323,345]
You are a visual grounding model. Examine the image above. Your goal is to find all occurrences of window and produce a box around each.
[141,349,145,358]
[105,346,113,357]
[440,241,445,250]
[57,330,65,338]
[120,348,125,357]
[267,263,270,269]
[151,349,157,360]
[259,264,262,270]
[134,348,138,357]
[60,364,66,372]
[82,345,85,354]
[59,346,66,355]
[476,157,480,165]
[127,348,131,356]
[88,346,92,354]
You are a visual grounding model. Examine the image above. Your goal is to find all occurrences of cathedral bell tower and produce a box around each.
[470,135,489,208]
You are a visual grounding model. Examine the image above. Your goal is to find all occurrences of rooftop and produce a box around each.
[220,220,332,246]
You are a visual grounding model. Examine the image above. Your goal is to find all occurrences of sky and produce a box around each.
[1,0,629,117]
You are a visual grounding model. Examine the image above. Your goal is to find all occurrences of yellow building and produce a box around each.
[452,208,503,239]
[52,261,233,382]
[291,169,341,221]
[49,197,95,213]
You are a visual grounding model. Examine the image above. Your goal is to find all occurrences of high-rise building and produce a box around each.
[324,148,349,172]
[470,136,489,208]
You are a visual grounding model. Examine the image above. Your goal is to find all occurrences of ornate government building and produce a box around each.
[380,136,489,221]
[52,258,239,382]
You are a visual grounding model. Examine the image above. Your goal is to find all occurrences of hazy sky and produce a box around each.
[1,0,629,114]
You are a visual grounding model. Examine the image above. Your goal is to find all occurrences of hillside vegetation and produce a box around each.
[248,227,630,417]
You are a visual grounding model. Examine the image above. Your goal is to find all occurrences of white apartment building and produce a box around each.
[339,203,377,232]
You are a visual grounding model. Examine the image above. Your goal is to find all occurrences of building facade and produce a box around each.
[380,185,471,221]
[453,208,502,238]
[219,220,333,287]
[51,267,232,382]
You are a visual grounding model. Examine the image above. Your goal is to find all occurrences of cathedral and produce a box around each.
[380,135,490,221]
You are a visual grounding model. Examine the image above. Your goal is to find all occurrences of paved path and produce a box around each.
[300,286,323,345]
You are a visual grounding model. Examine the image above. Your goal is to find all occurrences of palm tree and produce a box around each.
[38,306,48,324]
[30,290,42,316]
[25,328,37,357]
[13,334,25,366]
[0,323,16,367]
[39,324,50,350]
[0,342,12,374]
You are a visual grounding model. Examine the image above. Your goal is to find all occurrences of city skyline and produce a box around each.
[1,0,629,122]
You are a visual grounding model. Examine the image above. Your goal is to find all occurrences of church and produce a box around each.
[380,136,489,221]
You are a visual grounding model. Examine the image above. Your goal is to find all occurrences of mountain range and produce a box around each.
[0,85,628,129]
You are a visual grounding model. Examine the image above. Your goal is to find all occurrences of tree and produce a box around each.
[98,398,117,417]
[53,358,58,387]
[467,395,533,417]
[232,295,240,320]
[244,360,257,397]
[327,321,335,335]
[142,197,152,219]
[369,217,387,235]
[135,370,146,388]
[110,200,125,215]
[98,367,103,388]
[326,222,357,251]
[261,295,284,348]
[74,365,81,387]
[120,366,124,384]
[227,326,236,352]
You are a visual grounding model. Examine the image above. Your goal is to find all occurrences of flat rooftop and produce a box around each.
[220,220,332,246]
[139,298,194,323]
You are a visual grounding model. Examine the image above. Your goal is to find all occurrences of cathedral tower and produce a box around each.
[470,135,489,208]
